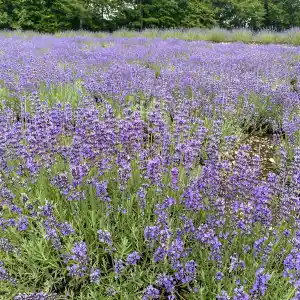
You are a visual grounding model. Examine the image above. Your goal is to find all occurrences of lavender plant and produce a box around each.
[0,34,299,299]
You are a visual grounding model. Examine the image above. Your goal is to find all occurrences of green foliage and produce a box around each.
[1,0,300,32]
[264,0,300,29]
[181,0,216,28]
[212,0,266,30]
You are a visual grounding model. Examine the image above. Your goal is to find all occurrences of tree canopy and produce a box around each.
[0,0,299,32]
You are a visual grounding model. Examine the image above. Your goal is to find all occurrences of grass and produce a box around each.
[1,27,300,45]
[111,27,300,45]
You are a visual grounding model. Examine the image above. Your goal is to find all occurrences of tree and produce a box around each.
[181,0,216,28]
[0,0,300,32]
[0,0,91,32]
[142,0,179,29]
[263,0,300,29]
[6,0,46,30]
[0,1,10,29]
[120,0,188,30]
[212,0,265,29]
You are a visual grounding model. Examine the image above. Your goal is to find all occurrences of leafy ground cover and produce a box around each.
[0,35,300,299]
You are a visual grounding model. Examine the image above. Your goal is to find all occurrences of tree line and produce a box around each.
[0,0,299,33]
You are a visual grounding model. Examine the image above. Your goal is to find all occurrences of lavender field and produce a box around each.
[0,35,300,300]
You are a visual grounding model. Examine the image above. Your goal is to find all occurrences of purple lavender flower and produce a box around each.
[253,237,267,257]
[0,238,15,253]
[40,201,54,217]
[59,222,75,236]
[126,251,141,265]
[71,241,88,260]
[292,290,300,300]
[229,254,246,272]
[156,273,175,293]
[146,158,161,185]
[171,167,179,189]
[98,229,113,247]
[0,262,16,284]
[70,163,88,188]
[174,260,197,284]
[16,217,28,231]
[67,264,87,278]
[14,292,57,300]
[51,172,71,196]
[250,267,271,297]
[114,259,125,278]
[144,226,160,242]
[143,285,160,300]
[216,290,230,300]
[137,186,147,212]
[93,180,110,203]
[11,205,22,215]
[216,271,224,281]
[106,287,118,297]
[161,197,176,209]
[168,236,186,261]
[153,246,167,262]
[116,151,132,190]
[90,267,101,284]
[261,242,274,266]
[233,287,249,300]
[65,241,89,277]
[185,260,197,279]
[243,245,251,254]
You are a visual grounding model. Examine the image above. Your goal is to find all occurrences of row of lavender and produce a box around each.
[0,36,300,299]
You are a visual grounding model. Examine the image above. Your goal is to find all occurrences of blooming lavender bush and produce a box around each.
[0,34,299,299]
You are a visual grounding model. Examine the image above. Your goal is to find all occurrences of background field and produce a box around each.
[3,28,300,45]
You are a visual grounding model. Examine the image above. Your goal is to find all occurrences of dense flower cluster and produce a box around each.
[14,292,57,300]
[0,35,299,299]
